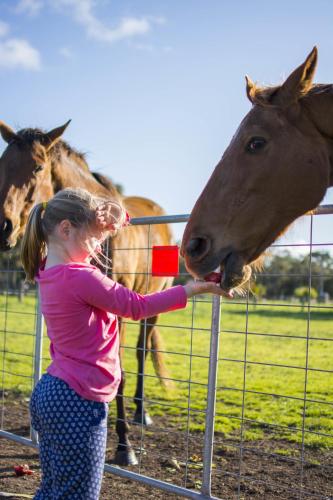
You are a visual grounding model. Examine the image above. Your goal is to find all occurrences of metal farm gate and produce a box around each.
[0,205,332,499]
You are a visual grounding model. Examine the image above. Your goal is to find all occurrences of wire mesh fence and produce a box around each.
[0,206,332,499]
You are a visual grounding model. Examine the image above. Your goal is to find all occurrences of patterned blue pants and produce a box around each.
[30,373,108,499]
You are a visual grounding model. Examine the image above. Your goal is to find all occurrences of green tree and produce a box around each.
[258,250,306,299]
[294,286,318,310]
[301,251,333,302]
[257,250,333,300]
[250,282,267,308]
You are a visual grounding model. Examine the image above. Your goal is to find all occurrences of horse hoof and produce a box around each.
[112,449,138,466]
[133,411,153,426]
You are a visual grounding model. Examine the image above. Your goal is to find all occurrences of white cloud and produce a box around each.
[16,0,44,16]
[0,20,9,38]
[53,0,164,44]
[0,38,41,70]
[0,17,41,71]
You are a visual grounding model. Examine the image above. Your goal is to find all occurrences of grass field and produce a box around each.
[0,292,332,450]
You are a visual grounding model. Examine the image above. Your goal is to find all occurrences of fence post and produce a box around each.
[31,287,44,444]
[201,294,221,497]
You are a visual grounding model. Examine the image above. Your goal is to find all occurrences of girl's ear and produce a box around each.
[58,220,72,239]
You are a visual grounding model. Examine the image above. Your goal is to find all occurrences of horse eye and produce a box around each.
[34,164,44,173]
[246,137,267,153]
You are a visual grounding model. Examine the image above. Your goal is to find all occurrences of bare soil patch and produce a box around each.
[0,400,332,499]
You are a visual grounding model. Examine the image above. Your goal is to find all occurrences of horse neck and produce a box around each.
[50,146,112,196]
[303,91,333,186]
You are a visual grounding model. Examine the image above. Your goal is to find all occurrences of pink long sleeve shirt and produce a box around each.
[36,262,187,402]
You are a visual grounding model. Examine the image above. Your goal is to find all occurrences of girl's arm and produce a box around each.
[74,268,186,320]
[74,268,231,321]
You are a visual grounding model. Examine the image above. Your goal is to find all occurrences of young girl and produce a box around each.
[21,187,232,499]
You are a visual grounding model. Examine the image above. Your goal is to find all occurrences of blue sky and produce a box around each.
[0,0,332,250]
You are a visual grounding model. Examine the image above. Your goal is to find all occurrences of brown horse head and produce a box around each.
[0,121,70,250]
[181,47,333,290]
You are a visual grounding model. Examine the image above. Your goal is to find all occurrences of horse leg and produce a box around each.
[133,317,156,426]
[134,315,169,426]
[113,318,138,466]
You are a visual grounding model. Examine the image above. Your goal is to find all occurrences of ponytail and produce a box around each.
[20,203,47,283]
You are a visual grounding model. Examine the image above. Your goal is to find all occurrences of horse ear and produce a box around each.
[0,121,17,144]
[274,47,318,106]
[42,120,71,151]
[245,75,256,104]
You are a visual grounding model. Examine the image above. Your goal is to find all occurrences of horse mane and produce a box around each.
[248,83,333,106]
[16,127,91,172]
[92,172,120,198]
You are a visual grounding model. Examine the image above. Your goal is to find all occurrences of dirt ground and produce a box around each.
[0,399,332,500]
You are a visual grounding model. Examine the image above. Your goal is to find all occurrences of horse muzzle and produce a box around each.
[183,244,252,292]
[220,253,252,291]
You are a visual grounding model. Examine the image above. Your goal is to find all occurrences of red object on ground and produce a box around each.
[152,245,179,277]
[204,272,222,283]
[13,464,34,476]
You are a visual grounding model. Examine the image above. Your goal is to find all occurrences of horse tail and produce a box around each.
[149,328,174,390]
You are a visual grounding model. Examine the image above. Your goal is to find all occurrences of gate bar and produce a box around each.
[129,205,333,226]
[0,429,38,448]
[104,463,220,500]
[201,295,221,496]
[31,288,44,444]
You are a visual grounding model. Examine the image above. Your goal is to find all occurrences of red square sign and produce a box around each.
[152,245,179,277]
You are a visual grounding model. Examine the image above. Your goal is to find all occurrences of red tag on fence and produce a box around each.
[152,245,179,277]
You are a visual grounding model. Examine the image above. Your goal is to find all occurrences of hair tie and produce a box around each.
[124,211,130,226]
[42,201,47,210]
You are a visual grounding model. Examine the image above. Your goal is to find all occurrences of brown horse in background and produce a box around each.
[181,47,333,290]
[0,121,173,465]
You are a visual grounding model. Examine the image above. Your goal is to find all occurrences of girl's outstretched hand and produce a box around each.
[184,281,234,299]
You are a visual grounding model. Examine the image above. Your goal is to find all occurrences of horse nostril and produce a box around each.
[1,219,12,238]
[186,237,210,260]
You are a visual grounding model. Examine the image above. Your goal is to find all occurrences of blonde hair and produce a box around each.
[20,187,126,283]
